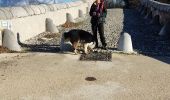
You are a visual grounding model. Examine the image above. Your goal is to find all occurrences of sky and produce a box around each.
[0,0,79,7]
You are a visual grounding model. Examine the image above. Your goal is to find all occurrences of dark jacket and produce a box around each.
[89,2,107,24]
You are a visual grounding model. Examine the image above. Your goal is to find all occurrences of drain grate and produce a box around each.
[80,51,112,61]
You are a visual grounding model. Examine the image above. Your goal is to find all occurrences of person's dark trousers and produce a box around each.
[92,22,107,48]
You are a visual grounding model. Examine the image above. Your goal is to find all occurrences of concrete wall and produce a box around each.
[139,0,170,36]
[0,0,95,42]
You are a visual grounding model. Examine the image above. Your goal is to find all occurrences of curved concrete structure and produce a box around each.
[23,6,34,16]
[0,8,13,19]
[30,5,42,15]
[10,7,28,18]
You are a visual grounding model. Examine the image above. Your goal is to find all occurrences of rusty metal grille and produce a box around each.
[80,51,112,61]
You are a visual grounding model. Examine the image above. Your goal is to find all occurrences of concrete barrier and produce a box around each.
[2,29,21,51]
[46,18,59,33]
[66,13,75,23]
[79,9,84,18]
[117,32,133,53]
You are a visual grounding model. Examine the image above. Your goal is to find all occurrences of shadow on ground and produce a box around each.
[19,42,60,53]
[121,8,170,64]
[17,33,60,53]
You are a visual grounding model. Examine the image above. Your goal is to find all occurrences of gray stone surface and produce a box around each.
[117,33,133,53]
[10,7,28,18]
[46,18,59,33]
[66,13,75,23]
[2,29,21,51]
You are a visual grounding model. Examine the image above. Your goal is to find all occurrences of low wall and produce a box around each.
[0,0,95,43]
[139,0,170,35]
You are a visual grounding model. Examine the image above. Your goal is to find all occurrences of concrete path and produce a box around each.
[0,53,170,100]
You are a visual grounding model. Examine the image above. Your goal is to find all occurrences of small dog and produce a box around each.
[62,29,95,54]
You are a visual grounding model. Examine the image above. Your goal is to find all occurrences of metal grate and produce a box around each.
[80,51,112,61]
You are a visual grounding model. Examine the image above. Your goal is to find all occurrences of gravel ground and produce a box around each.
[24,8,170,56]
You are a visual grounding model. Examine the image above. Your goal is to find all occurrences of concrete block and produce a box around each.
[46,18,59,33]
[117,32,133,53]
[10,7,28,18]
[66,13,75,23]
[23,6,34,16]
[159,22,170,36]
[2,29,21,51]
[79,9,84,18]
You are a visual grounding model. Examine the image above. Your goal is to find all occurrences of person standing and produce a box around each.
[89,0,107,49]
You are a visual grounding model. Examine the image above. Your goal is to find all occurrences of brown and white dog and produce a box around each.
[61,29,95,54]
